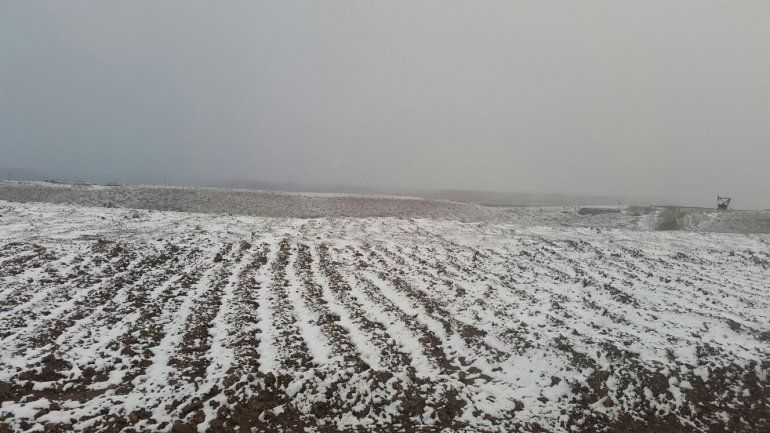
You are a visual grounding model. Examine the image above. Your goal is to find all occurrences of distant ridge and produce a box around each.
[0,167,47,181]
[212,179,664,207]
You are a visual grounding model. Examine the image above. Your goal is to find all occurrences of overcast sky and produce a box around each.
[1,1,768,208]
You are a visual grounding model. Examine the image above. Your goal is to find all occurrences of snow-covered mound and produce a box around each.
[0,201,768,433]
[634,206,770,233]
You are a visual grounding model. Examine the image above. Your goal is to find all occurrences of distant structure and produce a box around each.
[717,195,732,210]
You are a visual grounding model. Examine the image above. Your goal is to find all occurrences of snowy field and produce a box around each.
[0,198,769,433]
[1,181,770,233]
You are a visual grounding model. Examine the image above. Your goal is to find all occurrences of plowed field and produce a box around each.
[0,201,768,432]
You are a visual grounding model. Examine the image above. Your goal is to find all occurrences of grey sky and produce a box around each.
[1,1,768,208]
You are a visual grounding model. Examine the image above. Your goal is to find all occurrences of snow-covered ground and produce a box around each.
[0,200,768,433]
[1,181,769,233]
